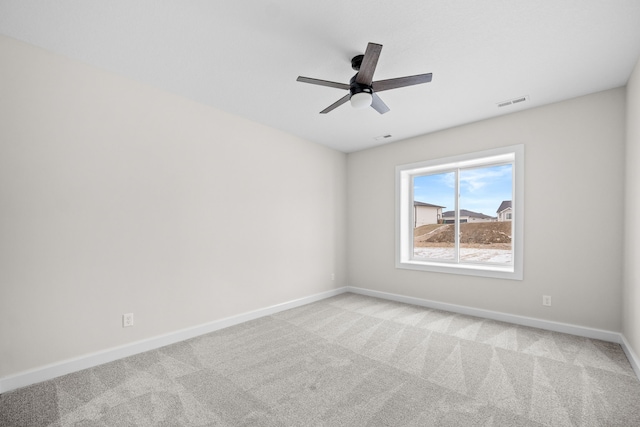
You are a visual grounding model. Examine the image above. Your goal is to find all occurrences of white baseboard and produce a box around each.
[3,285,638,393]
[347,287,640,381]
[0,287,348,394]
[620,334,640,380]
[345,286,623,343]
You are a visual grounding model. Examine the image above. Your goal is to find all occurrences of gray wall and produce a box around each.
[0,36,347,378]
[347,88,626,332]
[624,57,640,360]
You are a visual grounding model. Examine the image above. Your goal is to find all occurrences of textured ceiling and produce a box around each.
[1,1,640,152]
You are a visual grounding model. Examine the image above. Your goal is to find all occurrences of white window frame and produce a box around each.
[396,144,524,280]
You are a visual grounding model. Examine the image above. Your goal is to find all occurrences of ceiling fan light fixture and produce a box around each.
[350,91,373,109]
[296,42,432,114]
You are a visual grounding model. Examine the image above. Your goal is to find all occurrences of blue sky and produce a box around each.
[414,164,512,217]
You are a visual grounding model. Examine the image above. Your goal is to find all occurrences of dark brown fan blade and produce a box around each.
[372,73,433,92]
[297,76,350,90]
[320,93,350,114]
[355,43,382,86]
[371,94,390,114]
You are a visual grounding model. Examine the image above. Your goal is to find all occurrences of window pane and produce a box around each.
[459,164,512,264]
[413,172,456,261]
[397,144,523,279]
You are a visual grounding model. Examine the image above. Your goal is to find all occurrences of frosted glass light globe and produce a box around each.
[350,92,373,109]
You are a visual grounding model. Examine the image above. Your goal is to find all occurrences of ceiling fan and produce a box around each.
[296,42,433,114]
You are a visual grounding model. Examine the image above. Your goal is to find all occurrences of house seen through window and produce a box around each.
[396,145,524,280]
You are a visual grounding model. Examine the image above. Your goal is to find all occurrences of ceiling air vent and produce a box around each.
[374,134,393,141]
[497,95,529,108]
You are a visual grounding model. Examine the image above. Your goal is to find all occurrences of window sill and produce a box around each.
[396,258,523,280]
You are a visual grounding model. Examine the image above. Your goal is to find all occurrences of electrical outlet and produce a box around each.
[123,313,134,327]
[331,273,335,281]
[542,295,552,307]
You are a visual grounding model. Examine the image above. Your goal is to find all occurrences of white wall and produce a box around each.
[0,36,347,378]
[624,57,640,359]
[348,88,626,331]
[0,31,635,383]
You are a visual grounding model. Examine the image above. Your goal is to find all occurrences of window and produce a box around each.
[396,145,524,280]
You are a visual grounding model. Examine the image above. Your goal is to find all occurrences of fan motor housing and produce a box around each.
[349,74,372,97]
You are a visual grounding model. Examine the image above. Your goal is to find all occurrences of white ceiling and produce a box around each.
[2,1,640,153]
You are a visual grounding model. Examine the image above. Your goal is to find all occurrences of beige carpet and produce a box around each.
[1,292,639,426]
